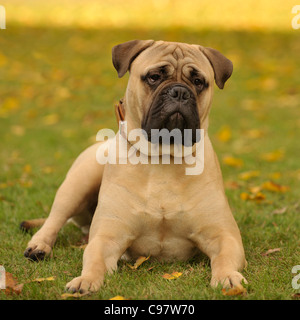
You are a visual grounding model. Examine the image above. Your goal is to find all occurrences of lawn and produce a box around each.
[0,1,299,300]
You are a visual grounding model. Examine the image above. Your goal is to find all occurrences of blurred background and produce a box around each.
[0,0,299,206]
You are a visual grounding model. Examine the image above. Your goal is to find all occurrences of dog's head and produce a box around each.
[112,40,232,147]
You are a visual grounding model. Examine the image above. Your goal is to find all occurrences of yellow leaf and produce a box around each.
[240,192,250,200]
[42,166,55,174]
[0,52,8,67]
[109,295,128,300]
[23,164,32,174]
[223,156,243,168]
[268,172,281,180]
[128,255,150,270]
[31,276,55,283]
[261,181,289,193]
[238,170,260,181]
[244,129,264,139]
[240,192,266,202]
[217,126,232,142]
[261,150,284,162]
[61,292,89,299]
[248,185,262,194]
[162,272,183,280]
[43,113,59,126]
[11,125,25,136]
[222,286,247,296]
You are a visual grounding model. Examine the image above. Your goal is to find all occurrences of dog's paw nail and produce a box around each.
[24,248,32,257]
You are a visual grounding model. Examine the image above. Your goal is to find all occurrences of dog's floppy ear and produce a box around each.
[200,47,233,89]
[112,40,155,78]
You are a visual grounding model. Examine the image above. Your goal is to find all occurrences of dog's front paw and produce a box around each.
[211,271,247,289]
[65,276,103,293]
[24,239,52,261]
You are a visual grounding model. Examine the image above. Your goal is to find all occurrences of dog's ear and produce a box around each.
[200,47,233,89]
[112,40,155,78]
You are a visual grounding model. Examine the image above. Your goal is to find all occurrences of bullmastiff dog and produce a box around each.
[23,40,247,293]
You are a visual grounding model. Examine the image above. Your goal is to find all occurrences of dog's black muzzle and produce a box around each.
[142,83,200,146]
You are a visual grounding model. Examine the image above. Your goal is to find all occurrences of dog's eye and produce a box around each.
[148,74,161,84]
[194,78,204,88]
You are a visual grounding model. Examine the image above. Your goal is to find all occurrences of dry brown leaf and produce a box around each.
[262,248,281,256]
[272,207,287,215]
[225,181,241,190]
[261,181,289,193]
[1,272,23,295]
[162,272,183,280]
[222,286,247,296]
[128,255,150,270]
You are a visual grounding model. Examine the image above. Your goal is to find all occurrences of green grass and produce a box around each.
[1,12,300,300]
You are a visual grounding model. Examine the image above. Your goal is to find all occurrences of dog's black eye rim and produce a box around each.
[148,73,161,84]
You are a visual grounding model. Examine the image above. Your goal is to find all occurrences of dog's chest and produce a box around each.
[126,192,199,261]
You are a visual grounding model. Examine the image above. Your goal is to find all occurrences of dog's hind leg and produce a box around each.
[20,218,46,232]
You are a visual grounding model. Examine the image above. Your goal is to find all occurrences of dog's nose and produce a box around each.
[168,85,191,101]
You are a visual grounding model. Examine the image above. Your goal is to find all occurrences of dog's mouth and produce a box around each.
[142,83,200,146]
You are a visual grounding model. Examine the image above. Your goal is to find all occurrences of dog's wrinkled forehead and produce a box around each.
[112,40,233,90]
[132,41,214,83]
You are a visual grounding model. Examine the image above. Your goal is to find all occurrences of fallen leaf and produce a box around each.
[61,292,89,299]
[260,150,284,162]
[268,172,281,180]
[1,272,23,295]
[225,181,241,190]
[147,266,155,272]
[222,286,247,296]
[248,185,262,194]
[109,295,128,300]
[262,248,281,256]
[43,113,59,126]
[217,126,232,142]
[261,181,289,193]
[162,272,183,280]
[240,192,266,202]
[23,164,32,174]
[222,156,243,168]
[243,129,265,139]
[11,125,25,136]
[272,207,287,215]
[31,276,56,283]
[128,255,150,270]
[238,170,260,181]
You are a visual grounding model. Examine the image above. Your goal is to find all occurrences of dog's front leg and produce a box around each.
[65,216,135,293]
[24,143,104,261]
[207,233,247,289]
